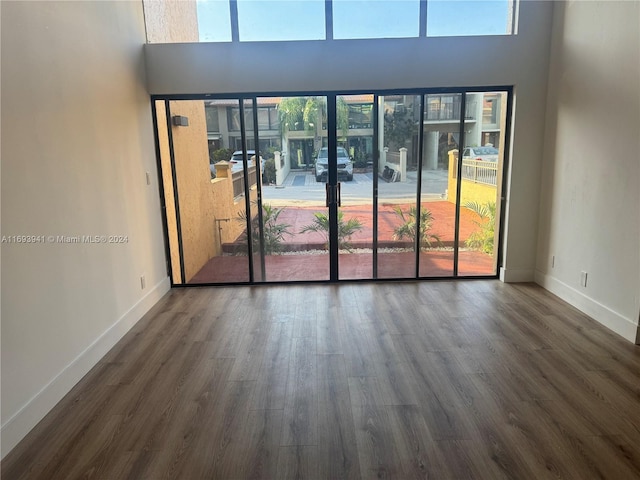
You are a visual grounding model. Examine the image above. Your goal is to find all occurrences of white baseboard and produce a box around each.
[535,270,639,344]
[1,276,171,459]
[499,267,535,283]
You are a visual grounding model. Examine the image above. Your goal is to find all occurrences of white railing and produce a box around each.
[232,165,257,198]
[461,159,497,186]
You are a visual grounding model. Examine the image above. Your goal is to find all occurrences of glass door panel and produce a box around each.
[337,94,374,280]
[456,91,506,276]
[155,88,509,285]
[377,94,422,279]
[257,95,330,282]
[417,93,461,277]
[161,98,252,284]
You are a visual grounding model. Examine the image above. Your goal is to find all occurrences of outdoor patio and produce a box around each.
[190,201,496,283]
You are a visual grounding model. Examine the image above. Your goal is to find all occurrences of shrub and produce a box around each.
[464,201,496,254]
[237,202,291,255]
[263,158,276,185]
[392,206,442,250]
[299,211,363,252]
[211,147,233,164]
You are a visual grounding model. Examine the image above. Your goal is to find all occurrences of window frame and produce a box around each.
[148,0,518,44]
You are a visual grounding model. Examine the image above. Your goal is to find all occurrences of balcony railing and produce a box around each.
[425,101,477,122]
[461,159,497,186]
[232,165,258,198]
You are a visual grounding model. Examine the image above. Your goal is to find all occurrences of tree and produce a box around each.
[383,103,418,149]
[278,96,350,154]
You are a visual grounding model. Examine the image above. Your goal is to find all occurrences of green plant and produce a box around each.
[278,97,349,151]
[464,201,496,254]
[210,147,232,163]
[353,150,369,168]
[266,145,279,160]
[384,105,418,149]
[237,202,291,255]
[392,206,441,250]
[263,158,276,184]
[299,211,363,252]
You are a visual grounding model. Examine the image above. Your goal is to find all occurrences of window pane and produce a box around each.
[427,0,514,37]
[228,108,241,131]
[237,0,325,41]
[348,104,373,129]
[333,0,420,39]
[257,108,270,130]
[205,106,220,132]
[197,0,233,42]
[419,94,460,277]
[456,91,507,276]
[268,107,280,130]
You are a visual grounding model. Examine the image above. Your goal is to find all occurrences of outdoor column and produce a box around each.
[380,146,388,173]
[425,131,439,170]
[214,160,231,179]
[399,147,407,182]
[274,151,282,186]
[447,149,458,203]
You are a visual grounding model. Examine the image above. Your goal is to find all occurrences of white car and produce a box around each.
[462,146,499,162]
[315,147,354,182]
[228,150,264,173]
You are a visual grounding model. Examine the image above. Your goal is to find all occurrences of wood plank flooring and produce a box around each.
[3,281,640,479]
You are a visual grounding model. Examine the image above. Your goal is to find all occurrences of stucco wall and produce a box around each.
[535,1,640,343]
[167,100,219,282]
[143,0,198,43]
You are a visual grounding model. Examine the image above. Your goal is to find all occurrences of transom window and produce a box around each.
[145,1,517,43]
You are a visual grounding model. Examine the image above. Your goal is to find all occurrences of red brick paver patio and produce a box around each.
[190,201,496,283]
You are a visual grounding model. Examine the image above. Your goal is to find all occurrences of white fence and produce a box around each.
[461,159,498,186]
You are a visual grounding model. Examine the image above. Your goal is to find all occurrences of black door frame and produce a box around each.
[151,86,513,286]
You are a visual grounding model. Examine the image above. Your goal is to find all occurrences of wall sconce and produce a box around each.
[172,115,189,127]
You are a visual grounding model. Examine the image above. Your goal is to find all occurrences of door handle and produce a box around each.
[325,184,340,207]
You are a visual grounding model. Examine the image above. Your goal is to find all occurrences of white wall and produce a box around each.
[536,1,640,343]
[144,0,555,284]
[1,1,170,457]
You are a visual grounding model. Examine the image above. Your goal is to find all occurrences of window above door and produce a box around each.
[143,0,518,44]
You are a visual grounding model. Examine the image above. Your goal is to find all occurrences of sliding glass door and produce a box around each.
[152,87,509,285]
[257,95,330,282]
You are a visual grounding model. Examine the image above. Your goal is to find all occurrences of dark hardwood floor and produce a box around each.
[3,281,640,479]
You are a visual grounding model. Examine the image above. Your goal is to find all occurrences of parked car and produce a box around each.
[315,147,354,182]
[228,150,265,173]
[462,146,499,162]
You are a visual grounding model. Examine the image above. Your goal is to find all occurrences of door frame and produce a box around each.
[151,86,513,286]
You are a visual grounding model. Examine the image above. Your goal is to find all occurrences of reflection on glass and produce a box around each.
[457,91,506,276]
[333,0,420,39]
[427,0,514,37]
[237,0,325,41]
